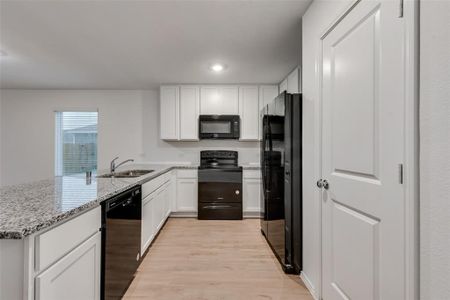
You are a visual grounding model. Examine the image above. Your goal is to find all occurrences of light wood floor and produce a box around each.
[124,218,313,300]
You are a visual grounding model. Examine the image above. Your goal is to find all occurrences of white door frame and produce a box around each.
[314,0,419,299]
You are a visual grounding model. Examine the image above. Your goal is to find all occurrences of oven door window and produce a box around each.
[201,121,231,134]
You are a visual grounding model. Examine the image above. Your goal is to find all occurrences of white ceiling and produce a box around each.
[0,0,311,89]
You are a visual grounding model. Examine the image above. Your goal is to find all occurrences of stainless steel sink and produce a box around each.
[97,169,154,178]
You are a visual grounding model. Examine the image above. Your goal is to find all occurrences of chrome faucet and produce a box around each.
[110,157,134,174]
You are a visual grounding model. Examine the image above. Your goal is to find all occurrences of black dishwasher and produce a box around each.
[101,186,141,300]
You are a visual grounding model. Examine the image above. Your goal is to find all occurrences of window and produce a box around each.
[55,111,98,176]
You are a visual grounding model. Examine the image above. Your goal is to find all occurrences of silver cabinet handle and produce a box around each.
[322,180,329,190]
[316,179,323,188]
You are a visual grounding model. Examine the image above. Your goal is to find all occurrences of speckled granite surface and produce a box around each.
[0,164,197,239]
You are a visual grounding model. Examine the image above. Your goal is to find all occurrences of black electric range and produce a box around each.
[198,150,243,220]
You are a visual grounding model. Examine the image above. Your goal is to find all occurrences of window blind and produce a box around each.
[55,111,98,176]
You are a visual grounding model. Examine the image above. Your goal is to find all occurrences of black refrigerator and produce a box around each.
[260,91,302,274]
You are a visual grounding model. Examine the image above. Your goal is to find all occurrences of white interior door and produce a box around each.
[321,0,406,299]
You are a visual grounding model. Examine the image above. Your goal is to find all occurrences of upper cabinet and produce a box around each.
[287,68,301,93]
[160,84,279,142]
[160,85,200,141]
[239,86,259,141]
[258,85,279,140]
[280,67,301,94]
[200,86,239,115]
[179,86,200,141]
[279,78,288,93]
[160,86,179,140]
[259,85,279,110]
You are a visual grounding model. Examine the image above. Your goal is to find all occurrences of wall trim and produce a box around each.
[170,211,261,219]
[300,271,319,300]
[243,211,260,218]
[169,211,198,218]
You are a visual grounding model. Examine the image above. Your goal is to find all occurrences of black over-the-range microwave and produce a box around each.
[199,115,240,139]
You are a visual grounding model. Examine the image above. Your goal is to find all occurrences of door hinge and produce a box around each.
[398,164,404,184]
[399,0,404,18]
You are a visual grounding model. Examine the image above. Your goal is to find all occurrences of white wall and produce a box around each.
[301,1,357,298]
[420,1,450,299]
[0,90,144,186]
[141,89,260,165]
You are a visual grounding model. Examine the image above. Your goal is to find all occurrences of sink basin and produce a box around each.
[97,169,154,178]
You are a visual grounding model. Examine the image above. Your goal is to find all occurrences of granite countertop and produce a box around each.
[0,163,259,240]
[0,164,197,240]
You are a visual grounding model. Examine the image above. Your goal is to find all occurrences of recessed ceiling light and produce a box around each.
[210,63,226,73]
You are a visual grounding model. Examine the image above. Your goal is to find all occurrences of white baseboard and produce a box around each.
[300,271,319,300]
[170,211,198,218]
[170,211,260,219]
[243,211,260,218]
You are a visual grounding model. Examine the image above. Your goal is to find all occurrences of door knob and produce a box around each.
[316,179,323,188]
[322,180,329,190]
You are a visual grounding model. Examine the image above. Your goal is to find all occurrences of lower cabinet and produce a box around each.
[243,170,262,216]
[35,232,101,300]
[141,172,174,254]
[176,170,198,212]
[141,192,155,253]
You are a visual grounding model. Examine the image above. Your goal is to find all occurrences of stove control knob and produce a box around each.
[235,190,240,195]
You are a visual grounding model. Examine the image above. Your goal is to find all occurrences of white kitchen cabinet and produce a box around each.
[258,85,279,140]
[141,192,155,253]
[279,78,288,93]
[259,85,279,109]
[239,86,259,141]
[200,86,239,115]
[243,170,262,215]
[152,187,165,233]
[35,206,101,272]
[179,86,200,140]
[35,232,101,300]
[166,174,175,217]
[169,170,178,212]
[141,172,173,253]
[176,170,198,212]
[287,67,300,93]
[160,86,179,140]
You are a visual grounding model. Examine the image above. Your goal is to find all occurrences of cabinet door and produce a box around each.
[287,68,300,93]
[179,86,200,140]
[243,179,261,213]
[258,85,279,140]
[141,194,155,253]
[165,180,173,218]
[160,86,179,140]
[35,232,101,300]
[279,78,288,93]
[176,178,198,212]
[170,171,177,212]
[239,86,259,141]
[152,188,165,232]
[200,86,239,114]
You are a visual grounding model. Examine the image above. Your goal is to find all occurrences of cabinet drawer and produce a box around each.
[142,172,170,198]
[35,232,101,300]
[35,206,101,272]
[177,169,197,179]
